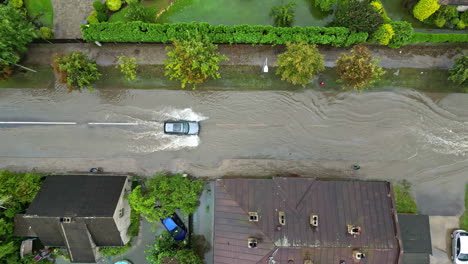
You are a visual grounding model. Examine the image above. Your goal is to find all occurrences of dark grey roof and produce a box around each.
[403,253,430,264]
[60,222,96,263]
[26,175,127,217]
[14,215,37,237]
[398,214,432,254]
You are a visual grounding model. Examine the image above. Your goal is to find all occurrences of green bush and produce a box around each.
[87,15,99,24]
[81,22,368,47]
[99,244,131,257]
[97,12,108,22]
[313,0,338,12]
[106,0,122,11]
[370,0,391,23]
[331,0,384,33]
[126,0,140,3]
[146,232,203,264]
[413,0,440,21]
[461,185,468,230]
[426,5,459,28]
[456,20,465,30]
[8,0,23,8]
[371,23,395,45]
[125,2,153,23]
[448,55,468,85]
[388,21,414,48]
[393,180,418,214]
[270,1,296,27]
[275,42,325,87]
[93,0,107,12]
[39,27,53,39]
[462,11,468,24]
[411,32,468,43]
[53,52,101,92]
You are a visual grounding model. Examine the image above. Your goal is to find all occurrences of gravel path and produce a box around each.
[51,0,101,39]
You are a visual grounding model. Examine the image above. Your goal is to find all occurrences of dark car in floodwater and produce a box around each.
[162,213,187,241]
[164,121,200,135]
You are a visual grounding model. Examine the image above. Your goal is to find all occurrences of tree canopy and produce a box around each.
[146,232,203,264]
[127,173,204,223]
[448,55,468,86]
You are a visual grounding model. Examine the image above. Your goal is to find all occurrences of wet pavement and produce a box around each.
[0,88,467,216]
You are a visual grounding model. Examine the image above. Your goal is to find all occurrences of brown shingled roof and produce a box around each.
[213,178,402,264]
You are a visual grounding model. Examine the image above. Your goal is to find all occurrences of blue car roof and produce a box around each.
[162,217,177,231]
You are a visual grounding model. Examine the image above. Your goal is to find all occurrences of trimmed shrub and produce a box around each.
[388,21,414,48]
[81,22,368,47]
[370,0,391,23]
[39,27,54,39]
[8,0,23,8]
[93,0,106,12]
[331,0,384,34]
[456,20,465,30]
[411,32,468,43]
[371,23,395,45]
[275,42,325,87]
[413,0,440,21]
[87,15,99,24]
[97,12,108,22]
[126,0,140,3]
[106,0,122,11]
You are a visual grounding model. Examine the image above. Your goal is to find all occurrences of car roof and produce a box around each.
[461,235,468,253]
[162,217,177,231]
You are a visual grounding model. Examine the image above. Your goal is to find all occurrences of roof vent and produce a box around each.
[248,238,258,248]
[347,225,361,236]
[60,217,71,223]
[249,212,259,222]
[353,250,366,260]
[278,211,286,226]
[310,214,318,227]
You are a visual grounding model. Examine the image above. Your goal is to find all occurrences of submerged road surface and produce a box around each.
[0,88,467,215]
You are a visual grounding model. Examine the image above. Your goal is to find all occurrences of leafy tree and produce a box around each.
[370,23,395,45]
[8,0,23,8]
[127,173,204,223]
[335,45,385,92]
[116,56,137,80]
[0,4,36,78]
[164,35,228,89]
[93,0,107,12]
[275,42,325,87]
[331,0,383,33]
[270,1,296,27]
[125,2,153,23]
[106,0,122,11]
[388,21,414,48]
[146,232,203,264]
[313,0,338,12]
[413,0,440,21]
[448,55,468,85]
[370,0,391,22]
[53,52,101,92]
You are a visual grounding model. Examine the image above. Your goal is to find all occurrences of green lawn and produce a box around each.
[108,0,171,23]
[461,184,468,230]
[24,0,54,28]
[393,180,418,214]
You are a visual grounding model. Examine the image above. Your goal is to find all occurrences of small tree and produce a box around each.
[146,232,203,264]
[335,45,385,92]
[270,1,296,27]
[127,173,204,223]
[448,55,468,86]
[331,0,383,33]
[164,35,228,89]
[413,0,440,21]
[275,42,325,87]
[53,52,101,92]
[371,23,395,45]
[116,56,137,81]
[388,21,414,48]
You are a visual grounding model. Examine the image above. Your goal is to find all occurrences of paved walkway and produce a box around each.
[23,43,467,69]
[51,0,101,39]
[429,216,460,264]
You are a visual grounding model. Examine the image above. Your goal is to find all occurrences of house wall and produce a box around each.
[112,176,132,245]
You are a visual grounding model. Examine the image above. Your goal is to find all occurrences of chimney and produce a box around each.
[347,225,361,236]
[248,212,259,222]
[248,238,258,248]
[353,250,366,260]
[310,214,318,227]
[278,211,286,226]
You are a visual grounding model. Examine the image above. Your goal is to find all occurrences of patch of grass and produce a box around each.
[393,180,418,214]
[24,0,54,28]
[461,184,468,230]
[108,0,170,23]
[99,243,131,257]
[127,208,141,237]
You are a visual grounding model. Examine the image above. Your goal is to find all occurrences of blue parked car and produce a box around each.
[161,213,187,241]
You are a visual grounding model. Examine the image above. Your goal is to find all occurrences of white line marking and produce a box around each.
[88,122,139,126]
[0,122,77,125]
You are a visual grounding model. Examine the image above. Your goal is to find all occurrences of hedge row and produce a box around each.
[81,22,368,47]
[411,32,468,43]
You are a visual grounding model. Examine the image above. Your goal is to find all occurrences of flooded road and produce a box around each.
[0,88,467,215]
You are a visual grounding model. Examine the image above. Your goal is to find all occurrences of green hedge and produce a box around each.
[411,32,468,43]
[81,22,368,47]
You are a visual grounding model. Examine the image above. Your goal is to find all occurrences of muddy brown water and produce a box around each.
[0,88,466,216]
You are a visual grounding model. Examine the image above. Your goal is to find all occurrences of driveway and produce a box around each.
[430,216,460,264]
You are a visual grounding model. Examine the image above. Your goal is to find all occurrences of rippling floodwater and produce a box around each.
[0,88,466,215]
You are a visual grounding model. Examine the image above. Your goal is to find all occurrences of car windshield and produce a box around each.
[170,226,184,238]
[459,253,468,261]
[182,122,189,133]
